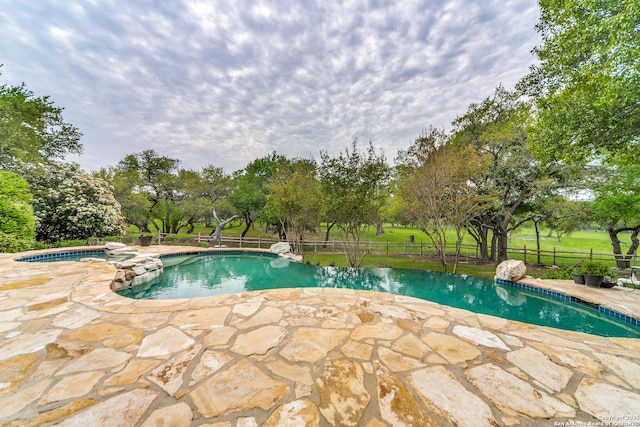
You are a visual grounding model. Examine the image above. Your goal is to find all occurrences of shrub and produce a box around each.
[0,170,35,252]
[545,265,574,280]
[580,261,610,276]
[27,162,124,243]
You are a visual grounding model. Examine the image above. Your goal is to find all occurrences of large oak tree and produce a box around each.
[519,0,640,162]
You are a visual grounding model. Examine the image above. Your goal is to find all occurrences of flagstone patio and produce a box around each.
[1,246,639,426]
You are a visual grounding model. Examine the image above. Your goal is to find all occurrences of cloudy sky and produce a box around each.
[1,0,540,173]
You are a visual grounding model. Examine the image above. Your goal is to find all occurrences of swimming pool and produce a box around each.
[116,254,640,338]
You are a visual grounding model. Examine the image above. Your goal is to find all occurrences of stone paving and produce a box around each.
[1,246,640,426]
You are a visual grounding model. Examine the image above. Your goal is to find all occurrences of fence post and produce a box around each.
[590,248,593,261]
[404,241,407,255]
[553,247,556,265]
[258,236,261,248]
[523,245,527,264]
[386,241,389,255]
[239,236,243,248]
[332,241,335,253]
[421,241,423,256]
[197,233,201,244]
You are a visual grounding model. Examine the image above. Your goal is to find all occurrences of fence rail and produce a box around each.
[180,233,636,267]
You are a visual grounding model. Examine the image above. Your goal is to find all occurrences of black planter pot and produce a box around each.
[584,274,603,287]
[572,274,585,285]
[139,236,152,247]
[600,280,616,288]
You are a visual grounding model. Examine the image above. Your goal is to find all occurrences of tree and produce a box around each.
[199,165,233,228]
[0,170,35,252]
[398,129,489,273]
[319,140,390,267]
[228,153,288,238]
[112,150,181,233]
[519,195,588,265]
[0,75,82,170]
[95,166,151,233]
[266,159,323,254]
[518,0,640,163]
[452,86,565,263]
[590,157,640,269]
[27,162,124,243]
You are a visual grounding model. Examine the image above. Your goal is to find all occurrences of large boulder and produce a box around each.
[495,260,527,281]
[270,242,291,254]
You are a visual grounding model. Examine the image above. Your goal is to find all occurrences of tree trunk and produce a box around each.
[534,220,542,265]
[323,222,335,248]
[376,222,384,236]
[478,230,489,261]
[241,212,252,238]
[496,228,509,263]
[489,233,497,263]
[466,218,489,262]
[608,223,640,269]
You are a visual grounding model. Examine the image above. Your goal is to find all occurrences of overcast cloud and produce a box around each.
[1,0,540,173]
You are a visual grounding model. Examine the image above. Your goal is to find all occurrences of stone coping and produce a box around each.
[1,245,639,426]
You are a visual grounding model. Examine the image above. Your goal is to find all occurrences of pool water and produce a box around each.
[116,255,640,338]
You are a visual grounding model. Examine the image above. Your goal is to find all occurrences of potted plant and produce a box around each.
[581,261,610,287]
[138,235,152,247]
[572,263,585,284]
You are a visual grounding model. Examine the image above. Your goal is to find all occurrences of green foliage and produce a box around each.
[265,159,323,254]
[451,86,566,263]
[0,76,82,170]
[580,261,610,276]
[0,232,31,253]
[398,128,490,273]
[27,162,124,243]
[589,156,640,268]
[519,0,640,162]
[229,153,288,237]
[112,149,181,233]
[545,265,574,280]
[0,170,35,252]
[319,140,390,267]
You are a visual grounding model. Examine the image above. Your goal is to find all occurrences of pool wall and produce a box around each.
[16,248,107,262]
[496,278,640,331]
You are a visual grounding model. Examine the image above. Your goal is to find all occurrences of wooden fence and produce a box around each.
[183,233,636,267]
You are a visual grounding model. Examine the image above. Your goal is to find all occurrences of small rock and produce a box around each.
[105,242,126,250]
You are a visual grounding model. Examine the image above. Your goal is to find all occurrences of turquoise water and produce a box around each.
[116,255,640,338]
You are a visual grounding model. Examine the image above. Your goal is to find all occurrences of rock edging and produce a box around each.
[103,242,164,291]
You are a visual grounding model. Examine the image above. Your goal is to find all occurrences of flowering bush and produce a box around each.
[28,162,124,243]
